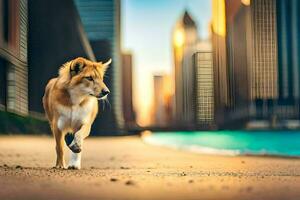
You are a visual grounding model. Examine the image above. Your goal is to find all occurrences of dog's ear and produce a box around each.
[101,58,112,73]
[70,58,85,76]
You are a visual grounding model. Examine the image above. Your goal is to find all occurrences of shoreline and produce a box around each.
[142,131,300,158]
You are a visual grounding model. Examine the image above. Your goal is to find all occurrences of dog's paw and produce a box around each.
[68,165,80,170]
[65,133,82,153]
[69,143,82,153]
[53,165,66,170]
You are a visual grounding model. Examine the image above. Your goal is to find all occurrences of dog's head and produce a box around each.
[60,57,111,100]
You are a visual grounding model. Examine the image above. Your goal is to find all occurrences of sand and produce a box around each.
[0,135,300,200]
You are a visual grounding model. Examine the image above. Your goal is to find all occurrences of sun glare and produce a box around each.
[212,0,226,37]
[174,29,185,47]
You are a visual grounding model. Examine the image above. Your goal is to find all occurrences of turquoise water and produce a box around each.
[143,131,300,157]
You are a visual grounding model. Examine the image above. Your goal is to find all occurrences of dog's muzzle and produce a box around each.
[90,88,110,100]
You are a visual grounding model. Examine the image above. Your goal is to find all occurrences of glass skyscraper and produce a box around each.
[75,0,124,132]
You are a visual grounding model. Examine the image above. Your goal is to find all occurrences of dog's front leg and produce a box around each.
[68,124,91,169]
[53,125,66,169]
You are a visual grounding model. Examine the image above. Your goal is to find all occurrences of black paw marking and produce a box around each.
[68,166,79,170]
[65,133,74,146]
[69,143,81,153]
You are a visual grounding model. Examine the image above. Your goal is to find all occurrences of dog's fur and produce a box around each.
[43,57,111,169]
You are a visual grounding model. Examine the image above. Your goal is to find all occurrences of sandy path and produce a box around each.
[0,135,300,200]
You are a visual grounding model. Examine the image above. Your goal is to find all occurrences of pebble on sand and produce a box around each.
[125,180,135,186]
[15,165,23,169]
[120,166,130,170]
[110,178,118,182]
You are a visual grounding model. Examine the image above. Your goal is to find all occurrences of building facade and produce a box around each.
[153,74,173,127]
[212,0,280,128]
[193,51,215,128]
[122,52,136,128]
[212,0,231,126]
[276,0,300,119]
[172,11,198,128]
[227,0,278,120]
[28,0,95,117]
[75,0,124,133]
[0,0,28,115]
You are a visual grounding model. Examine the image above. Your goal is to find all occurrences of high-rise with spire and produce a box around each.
[172,11,198,128]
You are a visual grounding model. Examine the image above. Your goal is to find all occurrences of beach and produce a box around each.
[0,135,300,200]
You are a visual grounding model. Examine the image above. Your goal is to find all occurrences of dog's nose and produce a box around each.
[101,89,110,96]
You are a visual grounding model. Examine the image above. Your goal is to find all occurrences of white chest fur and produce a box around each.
[57,98,96,132]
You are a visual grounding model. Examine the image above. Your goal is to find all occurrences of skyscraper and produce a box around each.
[153,74,173,127]
[212,0,231,127]
[194,51,215,128]
[276,0,300,119]
[28,0,95,118]
[122,52,136,128]
[172,11,198,128]
[213,0,279,128]
[75,0,124,133]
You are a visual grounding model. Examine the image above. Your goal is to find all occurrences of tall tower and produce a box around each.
[212,0,230,127]
[122,52,136,128]
[172,11,198,128]
[229,0,278,119]
[75,0,124,133]
[276,0,300,119]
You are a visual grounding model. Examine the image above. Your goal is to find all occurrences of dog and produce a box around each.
[43,57,111,169]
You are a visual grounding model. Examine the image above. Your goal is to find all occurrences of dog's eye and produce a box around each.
[85,76,94,81]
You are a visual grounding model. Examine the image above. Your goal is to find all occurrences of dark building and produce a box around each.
[28,0,95,115]
[75,0,124,133]
[276,0,300,119]
[0,0,28,115]
[122,53,136,129]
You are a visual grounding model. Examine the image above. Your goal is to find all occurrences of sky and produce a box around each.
[122,0,212,126]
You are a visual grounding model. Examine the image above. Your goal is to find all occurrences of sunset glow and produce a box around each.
[212,0,226,37]
[241,0,251,6]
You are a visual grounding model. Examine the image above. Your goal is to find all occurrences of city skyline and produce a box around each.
[122,0,212,126]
